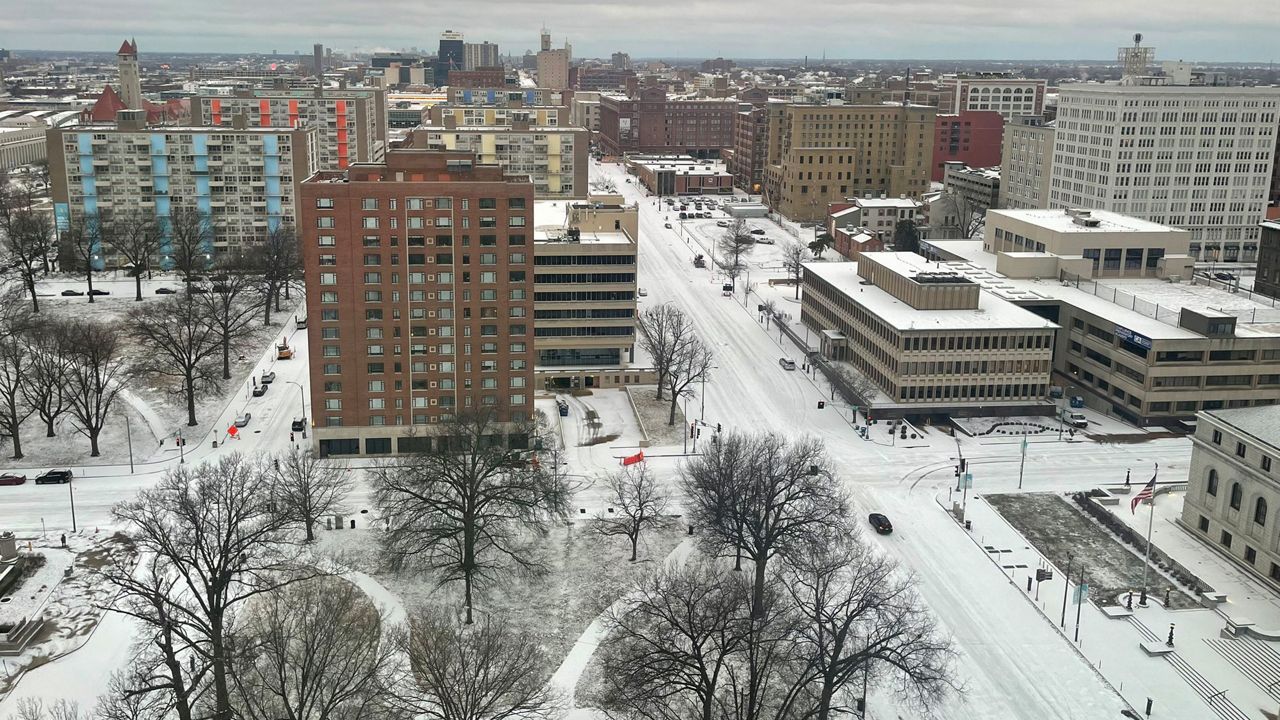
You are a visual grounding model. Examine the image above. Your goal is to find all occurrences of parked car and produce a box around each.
[260,371,276,384]
[235,412,252,427]
[295,315,307,329]
[779,357,797,370]
[155,287,178,295]
[1060,408,1088,428]
[868,513,893,534]
[35,469,73,485]
[0,473,27,486]
[664,222,672,229]
[291,417,307,432]
[716,220,729,227]
[89,289,109,296]
[637,288,648,297]
[722,283,734,297]
[60,289,84,297]
[749,228,767,235]
[1214,272,1237,281]
[756,237,775,245]
[679,212,687,220]
[556,399,570,417]
[252,384,268,397]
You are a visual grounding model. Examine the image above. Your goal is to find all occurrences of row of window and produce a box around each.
[320,359,527,375]
[315,197,526,210]
[316,215,527,229]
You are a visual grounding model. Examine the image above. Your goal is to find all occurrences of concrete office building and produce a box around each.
[801,252,1057,416]
[448,87,565,107]
[763,103,935,222]
[196,86,386,170]
[932,111,1004,182]
[1181,406,1280,590]
[299,149,536,456]
[570,91,601,138]
[0,117,48,168]
[49,111,317,262]
[999,116,1055,209]
[625,155,734,196]
[463,42,500,72]
[576,67,636,93]
[428,103,567,128]
[403,121,587,200]
[942,163,1001,211]
[437,30,466,79]
[1255,221,1280,300]
[598,88,737,158]
[938,75,1047,122]
[533,198,638,387]
[1050,83,1280,263]
[925,213,1280,425]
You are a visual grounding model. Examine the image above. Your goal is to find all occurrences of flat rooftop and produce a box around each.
[926,240,1280,340]
[853,197,921,209]
[989,208,1182,234]
[803,260,1058,332]
[534,229,632,244]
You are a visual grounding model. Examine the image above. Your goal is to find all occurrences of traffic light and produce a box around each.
[817,401,825,409]
[716,423,722,433]
[690,422,697,438]
[960,458,967,473]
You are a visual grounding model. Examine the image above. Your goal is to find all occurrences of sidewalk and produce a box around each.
[962,491,1273,719]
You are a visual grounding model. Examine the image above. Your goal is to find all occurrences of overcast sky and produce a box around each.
[6,0,1280,63]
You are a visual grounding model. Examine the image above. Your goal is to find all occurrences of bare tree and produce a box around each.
[196,262,263,379]
[665,333,713,426]
[933,191,986,240]
[779,238,808,300]
[682,432,849,618]
[59,212,102,303]
[110,209,162,301]
[246,223,301,325]
[636,303,699,402]
[98,554,212,720]
[717,219,755,289]
[785,536,958,719]
[8,698,88,720]
[165,205,215,280]
[230,576,394,720]
[598,561,751,720]
[0,335,33,459]
[62,319,128,457]
[828,362,880,409]
[107,454,312,720]
[128,296,222,427]
[386,608,554,720]
[371,410,571,624]
[274,445,351,542]
[594,465,668,562]
[22,320,73,437]
[0,205,54,312]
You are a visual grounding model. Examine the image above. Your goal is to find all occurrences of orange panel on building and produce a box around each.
[259,99,271,127]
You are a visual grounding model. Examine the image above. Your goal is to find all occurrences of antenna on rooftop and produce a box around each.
[1118,32,1155,83]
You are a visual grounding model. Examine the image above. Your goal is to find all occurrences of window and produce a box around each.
[321,328,339,340]
[508,197,526,209]
[1230,482,1243,510]
[478,198,497,209]
[368,345,385,356]
[323,364,340,375]
[322,346,340,357]
[318,235,336,246]
[509,216,526,227]
[369,398,386,410]
[321,293,338,306]
[1255,497,1268,526]
[1237,442,1248,458]
[324,399,342,410]
[368,362,384,374]
[362,198,378,210]
[1207,469,1219,496]
[1246,546,1258,564]
[319,273,337,285]
[317,217,335,228]
[321,309,339,321]
[1265,456,1273,473]
[1198,515,1210,532]
[364,272,382,284]
[1221,530,1233,548]
[315,198,334,208]
[1212,429,1223,445]
[362,217,379,229]
[407,198,425,210]
[369,380,385,392]
[366,328,383,339]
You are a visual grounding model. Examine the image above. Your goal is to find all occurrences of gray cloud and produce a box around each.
[3,0,1279,61]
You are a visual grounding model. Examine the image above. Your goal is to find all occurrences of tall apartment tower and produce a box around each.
[536,30,571,90]
[116,39,142,111]
[464,42,501,71]
[313,43,324,78]
[300,149,537,457]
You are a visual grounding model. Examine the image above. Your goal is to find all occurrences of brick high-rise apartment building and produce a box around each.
[598,87,737,159]
[300,149,535,457]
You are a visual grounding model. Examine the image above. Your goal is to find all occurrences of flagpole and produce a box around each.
[1140,462,1158,604]
[1018,437,1027,490]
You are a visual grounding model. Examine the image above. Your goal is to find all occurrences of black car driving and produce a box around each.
[868,513,893,534]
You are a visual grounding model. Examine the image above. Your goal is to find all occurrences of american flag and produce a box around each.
[1130,471,1157,514]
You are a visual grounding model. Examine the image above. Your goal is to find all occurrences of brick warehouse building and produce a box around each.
[300,149,536,456]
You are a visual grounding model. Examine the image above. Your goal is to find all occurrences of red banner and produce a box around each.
[622,451,644,466]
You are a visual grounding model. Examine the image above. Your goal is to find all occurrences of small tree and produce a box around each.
[893,218,921,254]
[595,465,668,561]
[387,609,554,720]
[196,261,263,380]
[779,238,809,299]
[59,212,103,303]
[0,206,54,312]
[372,410,572,624]
[665,333,713,426]
[62,319,128,457]
[934,191,986,239]
[682,432,849,619]
[247,223,302,325]
[110,209,162,301]
[636,303,699,402]
[128,296,222,427]
[165,204,215,280]
[0,335,32,459]
[808,231,834,259]
[717,218,755,288]
[274,445,351,542]
[23,321,74,437]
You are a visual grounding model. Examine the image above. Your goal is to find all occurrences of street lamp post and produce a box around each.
[68,477,77,533]
[286,380,308,438]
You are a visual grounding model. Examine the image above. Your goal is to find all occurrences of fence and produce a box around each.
[1059,270,1280,328]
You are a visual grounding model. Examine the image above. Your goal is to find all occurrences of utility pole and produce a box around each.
[1017,435,1027,490]
[68,477,77,533]
[1061,553,1072,628]
[125,414,134,473]
[1074,564,1087,643]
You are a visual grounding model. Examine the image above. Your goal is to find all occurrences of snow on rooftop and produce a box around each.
[990,208,1181,234]
[803,260,1058,332]
[1205,405,1280,448]
[855,196,921,209]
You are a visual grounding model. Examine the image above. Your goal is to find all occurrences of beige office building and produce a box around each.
[1181,406,1280,590]
[404,121,587,200]
[429,104,567,127]
[999,116,1054,209]
[801,252,1056,414]
[763,103,935,222]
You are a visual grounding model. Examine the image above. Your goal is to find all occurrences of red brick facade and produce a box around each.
[932,111,1004,182]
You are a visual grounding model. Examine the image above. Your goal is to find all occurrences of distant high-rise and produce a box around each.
[464,41,500,71]
[438,30,465,72]
[313,43,324,78]
[610,52,631,70]
[116,38,142,111]
[535,30,571,90]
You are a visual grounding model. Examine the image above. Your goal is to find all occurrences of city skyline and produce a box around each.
[6,0,1280,63]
